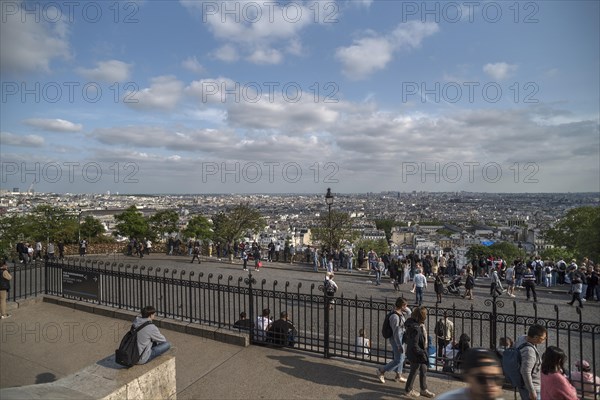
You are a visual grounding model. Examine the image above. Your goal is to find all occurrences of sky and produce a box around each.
[1,0,599,194]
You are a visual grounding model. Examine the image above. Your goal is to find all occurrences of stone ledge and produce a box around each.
[0,354,176,400]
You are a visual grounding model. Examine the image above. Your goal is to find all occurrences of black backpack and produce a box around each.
[115,321,152,367]
[381,311,401,339]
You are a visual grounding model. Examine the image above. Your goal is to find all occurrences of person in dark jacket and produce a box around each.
[0,261,13,319]
[404,306,435,398]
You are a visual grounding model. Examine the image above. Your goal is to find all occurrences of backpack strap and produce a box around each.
[132,321,153,334]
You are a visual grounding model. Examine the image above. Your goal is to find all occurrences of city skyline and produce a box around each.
[1,1,599,194]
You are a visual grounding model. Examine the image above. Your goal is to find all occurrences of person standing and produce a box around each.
[464,268,475,300]
[0,261,12,319]
[436,348,505,400]
[413,269,427,306]
[376,297,411,383]
[434,271,444,303]
[515,324,547,400]
[242,250,249,271]
[47,241,55,260]
[35,241,42,260]
[490,268,504,297]
[190,241,201,264]
[375,257,384,286]
[404,306,435,398]
[566,274,584,308]
[57,241,64,259]
[79,238,87,256]
[505,263,516,297]
[434,311,454,359]
[522,266,538,302]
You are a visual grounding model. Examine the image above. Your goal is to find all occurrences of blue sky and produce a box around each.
[1,0,599,194]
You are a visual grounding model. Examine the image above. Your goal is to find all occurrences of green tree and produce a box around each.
[311,210,358,252]
[79,216,106,241]
[466,244,490,265]
[540,247,575,262]
[148,210,179,240]
[545,206,600,262]
[182,215,212,240]
[113,206,149,239]
[374,219,395,241]
[30,205,78,243]
[488,241,524,265]
[212,204,263,262]
[354,238,389,256]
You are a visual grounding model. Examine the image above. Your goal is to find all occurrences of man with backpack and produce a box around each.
[376,297,411,384]
[132,306,171,365]
[503,324,547,400]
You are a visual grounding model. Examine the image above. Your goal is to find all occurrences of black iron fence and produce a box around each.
[6,259,600,399]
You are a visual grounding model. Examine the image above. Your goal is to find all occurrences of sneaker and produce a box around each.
[395,374,407,383]
[376,368,385,383]
[420,389,435,398]
[510,294,516,297]
[0,314,11,319]
[406,390,420,397]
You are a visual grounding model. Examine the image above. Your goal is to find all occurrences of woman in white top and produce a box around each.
[255,308,272,342]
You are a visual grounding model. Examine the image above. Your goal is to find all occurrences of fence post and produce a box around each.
[44,259,49,295]
[324,290,330,358]
[485,295,504,350]
[244,270,256,344]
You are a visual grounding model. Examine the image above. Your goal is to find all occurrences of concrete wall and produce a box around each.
[0,354,176,400]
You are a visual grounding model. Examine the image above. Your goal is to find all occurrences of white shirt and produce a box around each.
[355,336,370,354]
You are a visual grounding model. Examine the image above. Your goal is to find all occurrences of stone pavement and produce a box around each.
[1,298,516,399]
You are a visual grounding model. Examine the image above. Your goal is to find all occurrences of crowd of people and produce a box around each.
[371,297,600,399]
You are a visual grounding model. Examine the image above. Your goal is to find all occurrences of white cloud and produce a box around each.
[336,21,439,80]
[181,0,313,65]
[185,77,237,104]
[182,56,205,74]
[1,132,45,147]
[92,125,236,153]
[0,4,70,73]
[483,62,518,81]
[127,76,184,111]
[213,44,240,62]
[246,48,283,64]
[22,118,83,132]
[76,60,132,82]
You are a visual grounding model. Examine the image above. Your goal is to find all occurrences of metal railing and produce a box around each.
[7,258,600,399]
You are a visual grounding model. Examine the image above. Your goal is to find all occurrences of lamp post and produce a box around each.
[78,209,83,243]
[324,188,334,359]
[325,188,334,254]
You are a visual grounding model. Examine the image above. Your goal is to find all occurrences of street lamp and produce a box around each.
[324,187,334,360]
[325,188,333,255]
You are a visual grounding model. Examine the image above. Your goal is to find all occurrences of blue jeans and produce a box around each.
[416,287,423,305]
[375,271,382,285]
[382,338,405,374]
[148,341,171,363]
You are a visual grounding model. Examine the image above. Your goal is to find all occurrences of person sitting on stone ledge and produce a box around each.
[134,306,172,365]
[267,311,297,347]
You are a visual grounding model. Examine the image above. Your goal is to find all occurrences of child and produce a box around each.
[355,328,371,356]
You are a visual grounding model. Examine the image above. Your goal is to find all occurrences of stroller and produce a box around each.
[444,275,462,296]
